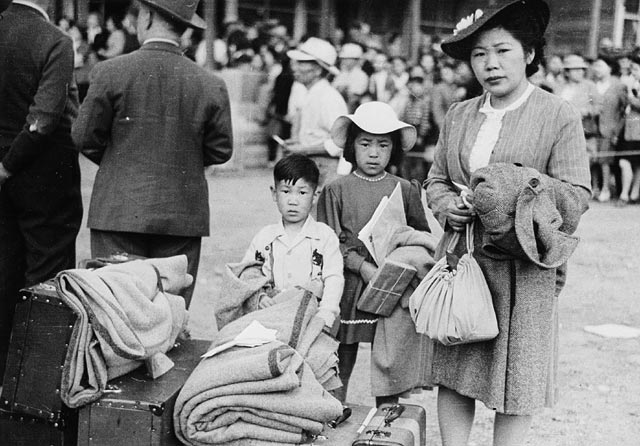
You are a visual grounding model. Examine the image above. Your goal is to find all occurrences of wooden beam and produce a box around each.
[293,0,308,43]
[204,0,217,71]
[588,0,602,58]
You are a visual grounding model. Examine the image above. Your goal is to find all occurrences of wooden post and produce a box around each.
[588,0,602,58]
[204,0,216,71]
[293,0,308,43]
[408,0,421,63]
[224,0,238,23]
[319,0,334,40]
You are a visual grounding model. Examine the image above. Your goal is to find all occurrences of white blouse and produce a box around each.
[468,82,535,172]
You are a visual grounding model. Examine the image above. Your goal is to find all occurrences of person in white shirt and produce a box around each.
[333,43,369,113]
[284,37,349,188]
[242,154,344,328]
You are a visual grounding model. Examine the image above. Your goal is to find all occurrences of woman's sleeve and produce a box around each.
[424,104,459,229]
[317,185,342,235]
[545,103,591,233]
[405,180,430,232]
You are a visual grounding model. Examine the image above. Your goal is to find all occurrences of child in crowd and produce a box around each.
[317,102,431,406]
[241,154,344,328]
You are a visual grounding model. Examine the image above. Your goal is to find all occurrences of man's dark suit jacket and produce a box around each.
[0,2,82,235]
[73,41,233,237]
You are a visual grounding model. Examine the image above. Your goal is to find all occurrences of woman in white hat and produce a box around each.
[317,101,431,406]
[425,1,591,444]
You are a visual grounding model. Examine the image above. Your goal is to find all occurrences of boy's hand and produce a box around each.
[316,309,336,327]
[258,295,276,309]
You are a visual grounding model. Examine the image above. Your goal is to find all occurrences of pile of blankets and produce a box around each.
[55,255,190,408]
[174,270,343,446]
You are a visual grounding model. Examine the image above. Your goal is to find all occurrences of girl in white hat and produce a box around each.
[317,101,433,406]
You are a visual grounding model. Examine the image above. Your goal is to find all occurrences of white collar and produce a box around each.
[13,0,50,21]
[480,82,535,114]
[271,215,321,243]
[143,38,180,47]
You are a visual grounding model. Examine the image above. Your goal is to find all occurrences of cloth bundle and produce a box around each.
[55,255,190,407]
[470,162,580,268]
[174,289,343,445]
[371,226,439,397]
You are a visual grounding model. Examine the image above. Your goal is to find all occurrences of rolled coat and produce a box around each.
[424,86,591,415]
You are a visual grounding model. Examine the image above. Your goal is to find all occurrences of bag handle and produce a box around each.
[446,220,475,255]
[466,221,475,254]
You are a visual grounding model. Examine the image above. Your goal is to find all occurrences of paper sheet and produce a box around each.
[202,320,278,358]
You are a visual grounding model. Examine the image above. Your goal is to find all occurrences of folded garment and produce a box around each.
[175,290,343,445]
[56,255,190,408]
[215,261,269,330]
[371,226,437,397]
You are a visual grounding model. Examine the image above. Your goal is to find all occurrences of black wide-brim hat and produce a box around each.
[1,0,12,14]
[441,0,550,61]
[139,0,206,30]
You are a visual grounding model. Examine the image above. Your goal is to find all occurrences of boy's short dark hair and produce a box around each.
[342,123,403,167]
[273,154,320,188]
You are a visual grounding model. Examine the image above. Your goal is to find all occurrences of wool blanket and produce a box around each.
[175,290,343,445]
[56,255,190,408]
[371,226,439,397]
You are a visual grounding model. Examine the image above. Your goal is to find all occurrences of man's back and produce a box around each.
[0,4,77,148]
[73,42,233,237]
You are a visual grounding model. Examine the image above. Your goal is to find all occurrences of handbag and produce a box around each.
[408,222,498,346]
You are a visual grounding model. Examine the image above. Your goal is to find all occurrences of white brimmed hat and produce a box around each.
[339,43,364,59]
[287,37,340,76]
[331,102,417,152]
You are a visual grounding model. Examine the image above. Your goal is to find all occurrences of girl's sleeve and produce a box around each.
[318,230,344,319]
[405,179,430,232]
[317,185,343,235]
[424,104,460,229]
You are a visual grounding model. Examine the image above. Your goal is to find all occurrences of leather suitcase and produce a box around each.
[1,281,76,423]
[77,339,209,446]
[315,404,377,446]
[352,403,427,446]
[0,408,77,446]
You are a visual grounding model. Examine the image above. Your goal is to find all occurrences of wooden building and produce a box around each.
[48,0,640,61]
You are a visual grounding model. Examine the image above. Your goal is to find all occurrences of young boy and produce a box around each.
[241,154,344,328]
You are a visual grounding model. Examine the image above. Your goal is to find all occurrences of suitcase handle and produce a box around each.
[383,404,405,426]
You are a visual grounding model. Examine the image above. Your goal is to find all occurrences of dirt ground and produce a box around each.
[77,159,640,445]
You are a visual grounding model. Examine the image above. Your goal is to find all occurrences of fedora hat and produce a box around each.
[139,0,206,30]
[0,0,11,14]
[287,37,340,76]
[563,54,588,70]
[331,102,417,152]
[441,0,550,61]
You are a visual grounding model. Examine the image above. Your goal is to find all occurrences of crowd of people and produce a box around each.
[0,0,627,445]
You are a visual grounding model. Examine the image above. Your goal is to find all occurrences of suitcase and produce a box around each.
[1,281,76,423]
[351,403,427,446]
[76,339,209,446]
[0,408,77,446]
[320,404,377,446]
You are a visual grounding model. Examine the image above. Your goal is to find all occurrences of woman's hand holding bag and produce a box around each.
[408,222,498,346]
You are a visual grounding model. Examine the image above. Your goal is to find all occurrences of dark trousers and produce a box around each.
[0,153,82,379]
[90,230,201,308]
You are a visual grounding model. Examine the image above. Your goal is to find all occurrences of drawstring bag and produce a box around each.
[408,223,498,346]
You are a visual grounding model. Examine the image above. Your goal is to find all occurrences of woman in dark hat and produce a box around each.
[424,1,591,444]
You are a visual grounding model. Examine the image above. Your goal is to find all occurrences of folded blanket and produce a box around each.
[175,290,343,445]
[215,261,269,330]
[371,226,438,397]
[56,255,190,408]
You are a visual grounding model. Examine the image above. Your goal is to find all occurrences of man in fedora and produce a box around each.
[0,0,83,378]
[73,0,233,308]
[285,37,348,188]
